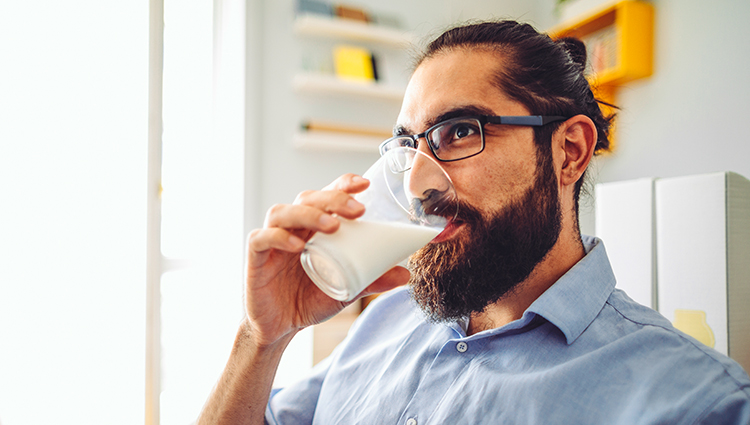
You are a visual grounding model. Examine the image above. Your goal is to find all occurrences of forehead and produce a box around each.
[396,48,529,133]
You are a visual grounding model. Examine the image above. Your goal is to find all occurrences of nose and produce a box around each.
[408,148,442,194]
[405,149,457,221]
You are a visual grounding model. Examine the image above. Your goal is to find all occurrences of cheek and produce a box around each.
[448,155,534,212]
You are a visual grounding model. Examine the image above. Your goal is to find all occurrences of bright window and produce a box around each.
[157,1,246,424]
[0,1,147,424]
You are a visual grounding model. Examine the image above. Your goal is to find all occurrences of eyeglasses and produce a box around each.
[379,115,568,162]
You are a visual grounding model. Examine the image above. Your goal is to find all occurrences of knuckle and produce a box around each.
[267,203,285,216]
[264,203,287,225]
[293,190,315,205]
[245,228,265,250]
[247,228,262,240]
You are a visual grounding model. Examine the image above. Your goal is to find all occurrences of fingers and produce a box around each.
[321,173,370,193]
[294,174,368,220]
[264,203,344,233]
[247,226,305,256]
[248,174,369,263]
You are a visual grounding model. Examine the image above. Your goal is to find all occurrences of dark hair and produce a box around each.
[416,20,615,218]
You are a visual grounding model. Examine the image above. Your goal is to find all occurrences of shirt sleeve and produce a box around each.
[265,356,332,425]
[696,387,750,425]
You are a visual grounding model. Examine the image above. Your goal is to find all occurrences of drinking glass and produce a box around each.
[300,147,457,301]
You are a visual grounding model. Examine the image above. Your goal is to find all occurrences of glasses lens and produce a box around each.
[428,118,483,160]
[380,136,413,155]
[385,144,414,173]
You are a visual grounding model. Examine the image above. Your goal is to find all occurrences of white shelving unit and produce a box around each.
[292,72,405,101]
[292,13,412,152]
[293,14,414,47]
[293,130,383,153]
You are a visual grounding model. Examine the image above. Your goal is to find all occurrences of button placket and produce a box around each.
[397,336,486,425]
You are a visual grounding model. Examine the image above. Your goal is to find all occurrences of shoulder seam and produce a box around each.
[605,300,750,394]
[692,386,750,425]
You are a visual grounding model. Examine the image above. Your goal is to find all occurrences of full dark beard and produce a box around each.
[408,153,562,323]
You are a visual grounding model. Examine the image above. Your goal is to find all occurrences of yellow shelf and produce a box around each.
[549,0,654,151]
[549,0,654,89]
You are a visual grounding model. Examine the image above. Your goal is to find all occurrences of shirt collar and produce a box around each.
[525,236,617,345]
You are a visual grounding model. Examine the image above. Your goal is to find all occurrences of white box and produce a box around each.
[655,172,750,371]
[595,178,657,308]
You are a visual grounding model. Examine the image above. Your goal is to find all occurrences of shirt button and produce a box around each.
[456,341,468,353]
[406,419,417,425]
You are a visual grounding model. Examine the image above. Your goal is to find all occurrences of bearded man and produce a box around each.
[198,20,750,424]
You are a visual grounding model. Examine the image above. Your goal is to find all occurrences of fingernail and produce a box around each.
[347,199,364,211]
[319,214,338,228]
[352,175,367,184]
[288,235,303,249]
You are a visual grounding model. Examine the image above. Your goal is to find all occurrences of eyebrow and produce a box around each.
[393,104,496,137]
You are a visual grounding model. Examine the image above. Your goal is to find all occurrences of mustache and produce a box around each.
[409,187,459,223]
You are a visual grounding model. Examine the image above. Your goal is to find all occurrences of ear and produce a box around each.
[557,115,597,188]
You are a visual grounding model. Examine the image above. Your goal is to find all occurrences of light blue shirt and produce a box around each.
[266,237,750,424]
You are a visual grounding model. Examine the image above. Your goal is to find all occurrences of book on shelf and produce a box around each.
[334,4,369,22]
[296,0,332,17]
[582,25,618,77]
[300,120,391,139]
[333,45,378,83]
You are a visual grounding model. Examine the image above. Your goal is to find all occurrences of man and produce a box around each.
[198,20,750,424]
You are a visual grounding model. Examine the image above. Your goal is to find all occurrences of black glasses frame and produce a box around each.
[379,115,568,162]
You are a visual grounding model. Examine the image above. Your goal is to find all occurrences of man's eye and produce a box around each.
[444,122,479,144]
[452,124,476,139]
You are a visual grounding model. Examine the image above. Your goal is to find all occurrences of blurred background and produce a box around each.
[1,0,748,424]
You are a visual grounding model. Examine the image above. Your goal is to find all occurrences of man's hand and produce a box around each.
[243,173,409,346]
[197,173,409,425]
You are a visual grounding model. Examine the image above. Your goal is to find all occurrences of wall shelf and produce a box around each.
[293,130,382,153]
[549,0,654,151]
[292,13,413,152]
[293,14,414,48]
[549,0,654,89]
[292,72,405,101]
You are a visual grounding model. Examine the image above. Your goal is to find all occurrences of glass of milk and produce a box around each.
[300,147,457,301]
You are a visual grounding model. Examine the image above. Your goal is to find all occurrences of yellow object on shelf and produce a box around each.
[333,45,376,83]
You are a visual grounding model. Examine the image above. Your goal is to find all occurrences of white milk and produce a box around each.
[301,218,441,301]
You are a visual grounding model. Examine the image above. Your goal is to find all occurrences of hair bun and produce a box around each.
[558,37,587,71]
